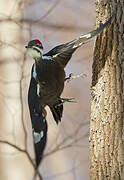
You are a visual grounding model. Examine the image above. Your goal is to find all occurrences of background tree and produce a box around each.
[0,0,41,179]
[90,0,124,179]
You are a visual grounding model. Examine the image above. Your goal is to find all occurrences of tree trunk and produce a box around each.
[90,1,124,179]
[0,0,35,179]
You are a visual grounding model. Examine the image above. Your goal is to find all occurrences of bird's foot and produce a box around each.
[56,97,77,107]
[65,73,73,82]
[65,73,87,83]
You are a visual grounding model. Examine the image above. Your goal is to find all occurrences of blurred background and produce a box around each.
[22,0,95,179]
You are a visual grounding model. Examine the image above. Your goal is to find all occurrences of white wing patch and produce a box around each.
[42,56,53,60]
[33,130,44,144]
[37,84,40,96]
[33,63,37,80]
[72,32,92,48]
[52,54,59,58]
[80,33,92,38]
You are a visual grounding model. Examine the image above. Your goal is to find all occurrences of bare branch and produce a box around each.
[0,140,42,180]
[23,18,84,31]
[44,122,88,158]
[44,158,84,179]
[18,0,34,11]
[34,0,61,23]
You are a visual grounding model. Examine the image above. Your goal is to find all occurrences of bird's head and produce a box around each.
[25,39,43,59]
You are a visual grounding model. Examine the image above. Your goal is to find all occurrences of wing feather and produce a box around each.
[44,13,115,67]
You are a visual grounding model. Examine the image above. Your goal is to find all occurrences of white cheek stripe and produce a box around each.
[33,46,43,54]
[27,48,41,58]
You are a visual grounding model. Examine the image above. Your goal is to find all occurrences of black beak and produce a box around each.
[25,45,32,48]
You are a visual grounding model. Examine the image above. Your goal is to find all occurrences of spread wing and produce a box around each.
[43,13,115,67]
[43,43,77,67]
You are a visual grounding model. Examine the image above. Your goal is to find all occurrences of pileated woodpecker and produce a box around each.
[26,14,115,124]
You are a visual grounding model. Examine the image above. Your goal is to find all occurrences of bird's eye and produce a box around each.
[36,44,42,48]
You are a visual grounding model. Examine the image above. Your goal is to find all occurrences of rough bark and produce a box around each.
[90,1,124,180]
[0,0,35,179]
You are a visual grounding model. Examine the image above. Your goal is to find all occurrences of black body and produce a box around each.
[34,59,65,124]
[36,60,65,105]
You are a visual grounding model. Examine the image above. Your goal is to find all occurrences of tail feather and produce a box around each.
[50,100,63,124]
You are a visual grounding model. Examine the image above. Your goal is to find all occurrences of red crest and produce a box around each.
[34,39,42,46]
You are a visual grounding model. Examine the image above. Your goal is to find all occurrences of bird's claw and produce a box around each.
[65,73,73,82]
[60,97,76,103]
[56,97,77,107]
[65,73,87,83]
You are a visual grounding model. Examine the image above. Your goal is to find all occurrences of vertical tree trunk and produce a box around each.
[90,1,124,179]
[0,0,35,179]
